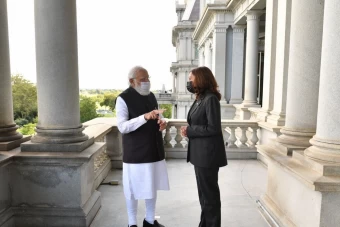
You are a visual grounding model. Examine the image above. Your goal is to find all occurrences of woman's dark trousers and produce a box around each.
[194,166,221,227]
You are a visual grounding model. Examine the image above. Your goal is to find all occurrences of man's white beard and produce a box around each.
[134,85,150,96]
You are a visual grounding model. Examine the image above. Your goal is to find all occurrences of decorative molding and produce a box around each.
[94,149,109,173]
[232,25,246,33]
[214,28,227,33]
[193,4,233,48]
[246,10,264,21]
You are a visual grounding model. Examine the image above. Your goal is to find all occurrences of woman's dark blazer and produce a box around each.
[186,91,228,168]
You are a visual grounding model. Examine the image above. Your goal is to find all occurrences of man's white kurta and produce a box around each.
[116,96,170,200]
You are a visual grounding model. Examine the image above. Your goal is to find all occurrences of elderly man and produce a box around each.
[116,66,169,227]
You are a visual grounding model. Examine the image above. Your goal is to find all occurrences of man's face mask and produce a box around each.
[186,81,195,94]
[135,81,151,96]
[140,82,151,93]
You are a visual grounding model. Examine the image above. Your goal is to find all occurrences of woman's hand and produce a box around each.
[158,119,167,131]
[180,126,188,137]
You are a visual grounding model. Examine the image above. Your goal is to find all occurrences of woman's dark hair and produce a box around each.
[190,66,221,101]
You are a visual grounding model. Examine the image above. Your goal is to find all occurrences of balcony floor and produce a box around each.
[90,159,269,227]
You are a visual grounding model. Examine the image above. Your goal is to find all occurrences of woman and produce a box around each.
[181,66,227,227]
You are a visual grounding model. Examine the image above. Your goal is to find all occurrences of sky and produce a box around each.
[7,0,178,90]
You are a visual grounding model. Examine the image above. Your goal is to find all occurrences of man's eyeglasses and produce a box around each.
[134,77,151,82]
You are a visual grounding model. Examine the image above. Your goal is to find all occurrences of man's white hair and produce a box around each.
[128,66,147,81]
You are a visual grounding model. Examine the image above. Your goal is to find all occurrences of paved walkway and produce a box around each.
[90,159,269,227]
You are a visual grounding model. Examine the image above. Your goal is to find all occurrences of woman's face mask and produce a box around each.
[186,81,195,94]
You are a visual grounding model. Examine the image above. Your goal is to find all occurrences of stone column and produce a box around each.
[204,39,212,70]
[0,0,24,149]
[172,71,176,93]
[257,0,278,121]
[305,0,340,163]
[242,11,262,106]
[198,46,205,66]
[275,0,324,153]
[267,0,292,126]
[229,26,245,104]
[225,26,233,102]
[21,0,92,152]
[212,28,227,101]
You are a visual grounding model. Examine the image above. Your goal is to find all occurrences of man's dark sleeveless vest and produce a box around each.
[118,87,165,163]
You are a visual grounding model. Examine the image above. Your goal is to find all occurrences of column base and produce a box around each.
[31,125,89,144]
[0,124,23,142]
[304,136,340,163]
[258,145,340,227]
[233,104,261,120]
[267,111,286,126]
[220,103,236,119]
[21,137,94,152]
[228,98,243,104]
[275,127,315,155]
[254,109,271,122]
[7,142,106,227]
[0,136,31,151]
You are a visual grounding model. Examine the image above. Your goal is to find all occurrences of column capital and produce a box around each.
[246,10,265,21]
[232,25,246,33]
[214,27,228,33]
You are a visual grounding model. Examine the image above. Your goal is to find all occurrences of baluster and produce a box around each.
[227,127,237,148]
[174,125,183,148]
[169,126,177,147]
[249,126,259,148]
[222,126,229,146]
[239,127,248,148]
[163,125,172,148]
[181,136,188,148]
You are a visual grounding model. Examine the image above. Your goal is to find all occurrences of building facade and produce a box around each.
[174,0,340,226]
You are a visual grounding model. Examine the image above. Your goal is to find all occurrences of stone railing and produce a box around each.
[163,119,260,159]
[82,117,260,170]
[83,118,123,189]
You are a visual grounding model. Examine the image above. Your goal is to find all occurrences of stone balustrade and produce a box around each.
[82,117,261,168]
[163,119,260,159]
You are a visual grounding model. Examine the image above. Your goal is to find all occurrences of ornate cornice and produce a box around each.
[193,4,233,48]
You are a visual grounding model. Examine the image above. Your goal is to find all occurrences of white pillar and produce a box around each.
[204,39,212,70]
[242,11,262,106]
[23,0,90,150]
[0,0,23,145]
[267,0,292,126]
[229,26,245,104]
[305,0,340,163]
[172,71,176,93]
[179,34,186,61]
[225,27,233,103]
[212,28,227,101]
[258,0,278,121]
[198,46,205,66]
[276,0,324,149]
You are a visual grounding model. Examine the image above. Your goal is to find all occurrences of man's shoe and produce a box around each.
[143,219,165,227]
[129,225,137,227]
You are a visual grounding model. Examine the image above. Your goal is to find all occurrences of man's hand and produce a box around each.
[158,119,167,131]
[144,109,165,121]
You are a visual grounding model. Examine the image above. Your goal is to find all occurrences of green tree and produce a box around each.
[100,93,119,111]
[159,104,172,119]
[17,123,36,135]
[80,96,99,123]
[11,74,37,121]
